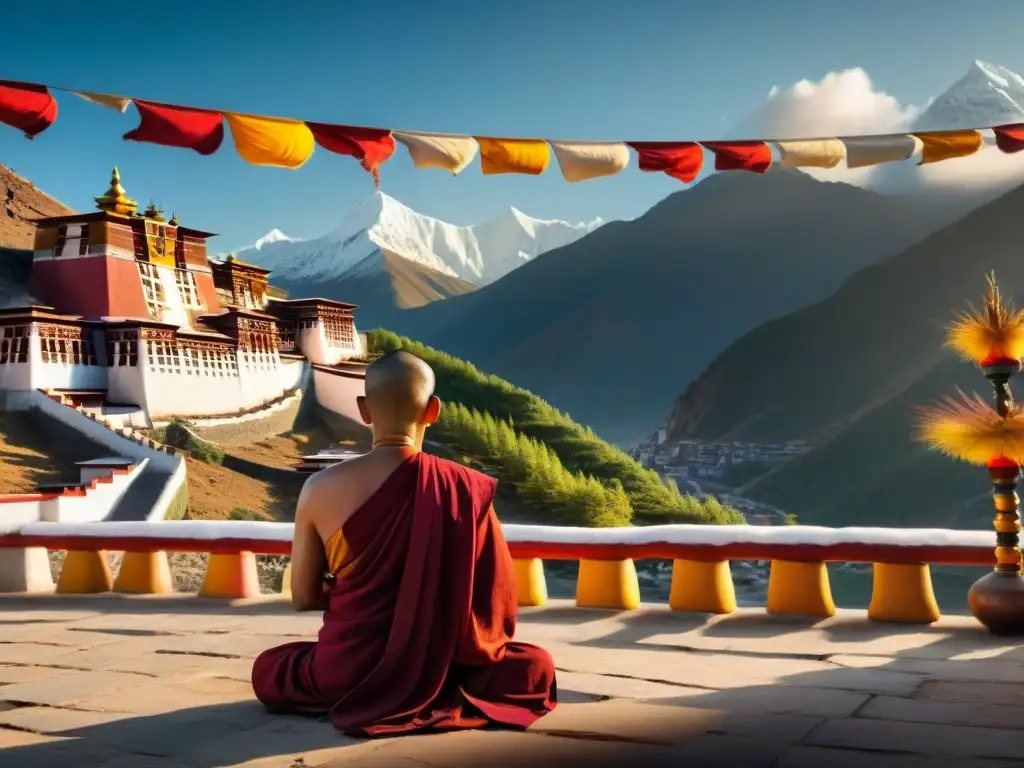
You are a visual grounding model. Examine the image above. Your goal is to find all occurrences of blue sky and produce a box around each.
[2,0,1023,250]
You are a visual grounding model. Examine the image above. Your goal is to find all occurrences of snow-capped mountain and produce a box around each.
[231,192,604,287]
[913,60,1024,131]
[250,228,295,250]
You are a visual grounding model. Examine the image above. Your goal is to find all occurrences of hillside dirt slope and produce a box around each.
[0,164,74,248]
[0,410,111,493]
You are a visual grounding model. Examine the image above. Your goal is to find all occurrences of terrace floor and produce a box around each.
[1,597,1024,767]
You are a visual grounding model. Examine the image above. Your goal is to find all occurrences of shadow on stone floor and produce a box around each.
[0,700,369,766]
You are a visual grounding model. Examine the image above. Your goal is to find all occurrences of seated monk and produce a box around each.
[251,350,557,736]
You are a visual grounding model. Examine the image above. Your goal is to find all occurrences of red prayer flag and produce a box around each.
[702,140,773,173]
[123,101,224,156]
[993,124,1024,154]
[0,81,57,139]
[626,141,704,183]
[307,123,396,187]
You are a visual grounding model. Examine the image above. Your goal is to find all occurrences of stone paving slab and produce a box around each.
[0,596,1022,766]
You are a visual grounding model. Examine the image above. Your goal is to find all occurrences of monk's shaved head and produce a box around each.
[362,350,437,429]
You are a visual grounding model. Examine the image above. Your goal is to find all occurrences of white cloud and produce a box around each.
[732,67,1024,193]
[736,68,918,140]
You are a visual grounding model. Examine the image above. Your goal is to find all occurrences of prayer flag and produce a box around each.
[701,141,772,173]
[549,140,629,182]
[993,124,1024,154]
[841,134,916,168]
[74,91,131,113]
[0,81,57,139]
[123,101,224,155]
[915,130,983,165]
[307,123,396,187]
[225,113,315,169]
[626,141,703,183]
[474,137,550,175]
[774,139,845,169]
[393,130,478,175]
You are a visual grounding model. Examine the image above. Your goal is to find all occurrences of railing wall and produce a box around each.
[0,520,994,623]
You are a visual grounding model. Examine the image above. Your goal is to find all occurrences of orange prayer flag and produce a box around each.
[701,141,772,173]
[0,81,57,139]
[993,124,1024,154]
[474,137,550,176]
[224,113,315,170]
[915,130,983,165]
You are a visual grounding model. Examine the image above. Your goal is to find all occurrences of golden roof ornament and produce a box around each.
[94,166,138,215]
[168,212,179,226]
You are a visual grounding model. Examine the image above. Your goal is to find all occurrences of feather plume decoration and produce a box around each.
[915,390,1024,465]
[946,272,1024,364]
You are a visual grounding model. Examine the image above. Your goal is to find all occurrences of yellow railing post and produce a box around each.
[280,563,292,596]
[868,563,941,623]
[113,551,175,594]
[669,559,737,614]
[513,558,548,607]
[199,552,261,599]
[57,550,113,594]
[766,560,836,618]
[576,559,641,610]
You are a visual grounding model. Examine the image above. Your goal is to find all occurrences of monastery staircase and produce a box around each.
[25,389,188,522]
[105,468,174,521]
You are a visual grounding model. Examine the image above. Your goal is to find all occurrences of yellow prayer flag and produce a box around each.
[224,113,315,170]
[474,137,550,176]
[549,141,630,182]
[73,90,131,113]
[915,130,983,165]
[774,139,845,169]
[393,130,478,175]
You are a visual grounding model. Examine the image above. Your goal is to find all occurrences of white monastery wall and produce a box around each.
[312,366,365,424]
[297,321,362,365]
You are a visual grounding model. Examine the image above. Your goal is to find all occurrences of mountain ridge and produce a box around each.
[232,191,604,287]
[664,178,1024,528]
[384,169,962,445]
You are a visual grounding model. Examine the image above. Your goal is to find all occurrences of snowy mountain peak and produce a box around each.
[914,60,1024,131]
[232,194,606,287]
[252,229,294,250]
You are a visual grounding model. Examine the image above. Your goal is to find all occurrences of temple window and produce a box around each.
[53,226,66,257]
[175,269,203,309]
[138,262,168,318]
[77,226,90,256]
[0,327,28,364]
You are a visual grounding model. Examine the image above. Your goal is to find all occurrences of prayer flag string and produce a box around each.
[0,78,1022,187]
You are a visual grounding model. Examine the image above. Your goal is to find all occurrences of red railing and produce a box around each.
[0,520,996,566]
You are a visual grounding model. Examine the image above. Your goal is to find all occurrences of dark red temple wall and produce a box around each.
[105,258,151,319]
[31,256,150,320]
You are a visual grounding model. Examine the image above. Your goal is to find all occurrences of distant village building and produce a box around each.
[0,169,366,427]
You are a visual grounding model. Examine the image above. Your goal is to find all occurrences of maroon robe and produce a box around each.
[251,452,557,736]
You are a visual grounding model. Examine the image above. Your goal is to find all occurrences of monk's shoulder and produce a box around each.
[301,459,360,504]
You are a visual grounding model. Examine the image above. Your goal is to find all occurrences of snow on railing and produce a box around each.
[0,520,996,566]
